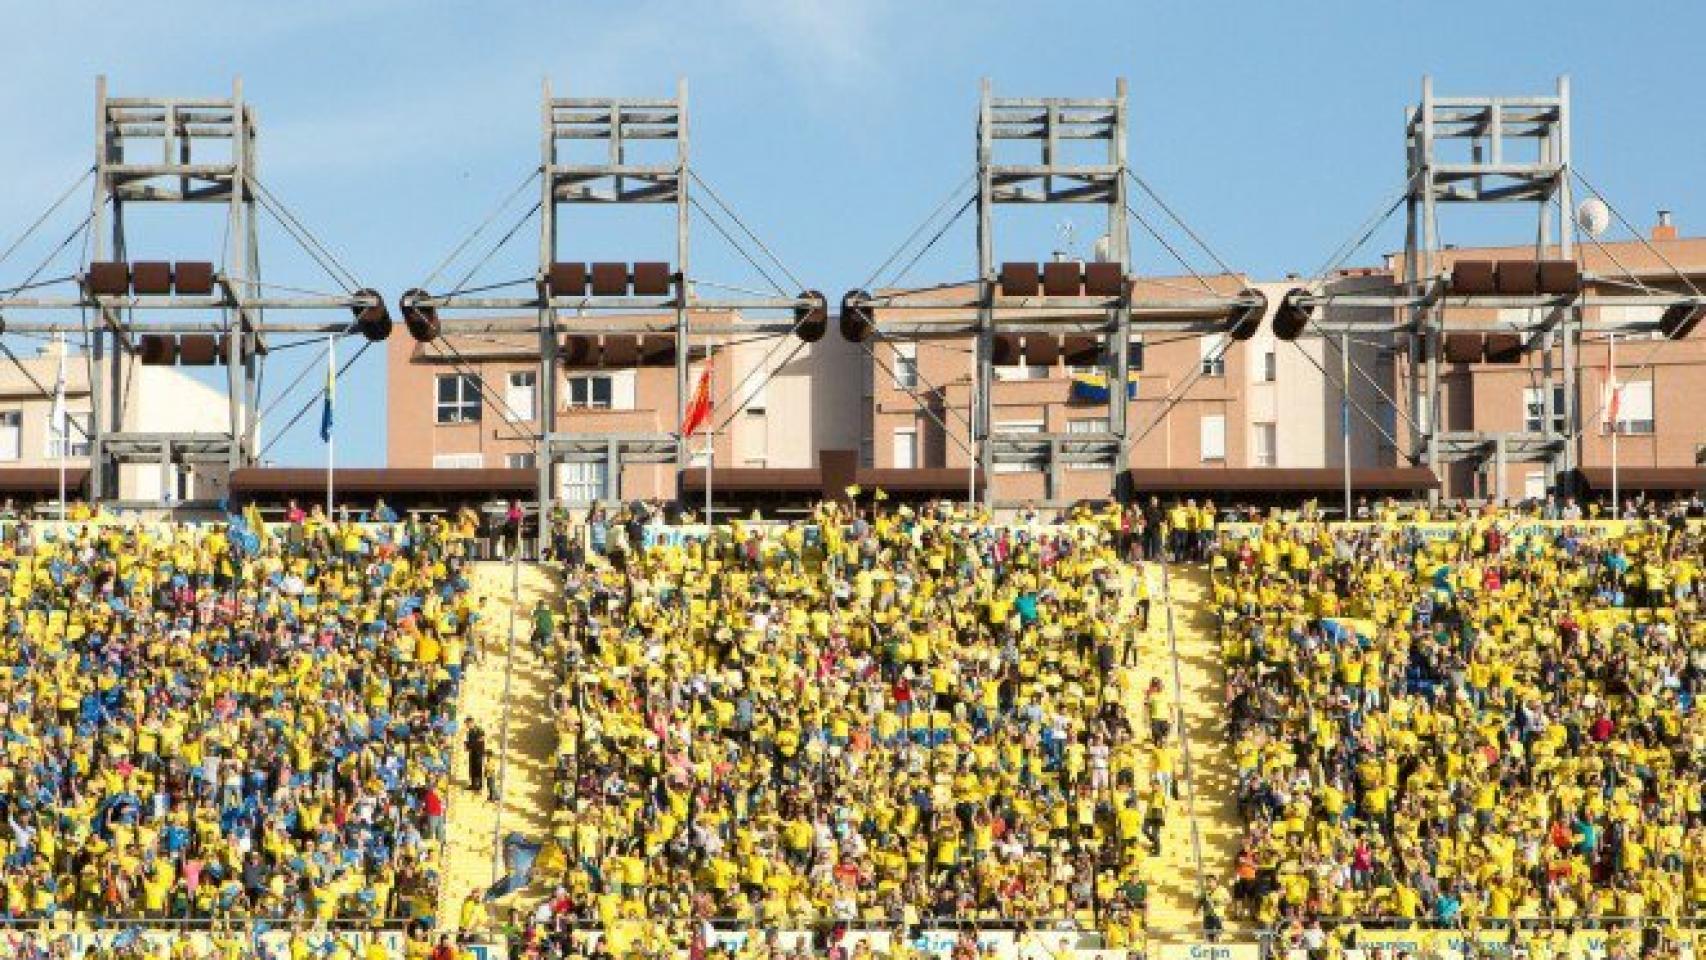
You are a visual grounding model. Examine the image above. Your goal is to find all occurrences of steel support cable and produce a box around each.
[0,339,92,443]
[440,202,543,300]
[243,174,362,292]
[1571,169,1703,298]
[687,170,810,293]
[1125,200,1221,296]
[418,169,542,292]
[867,325,975,434]
[257,338,372,459]
[0,166,94,275]
[857,338,980,464]
[708,335,809,438]
[1282,338,1413,461]
[244,192,355,295]
[857,171,977,293]
[0,212,98,300]
[882,196,976,293]
[1127,169,1241,279]
[424,335,545,453]
[1120,335,1232,455]
[256,337,335,422]
[1300,173,1421,294]
[686,196,788,296]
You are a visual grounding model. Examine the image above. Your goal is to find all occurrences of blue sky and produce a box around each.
[1,0,1701,466]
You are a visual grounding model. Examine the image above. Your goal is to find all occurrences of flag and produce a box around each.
[50,338,67,456]
[680,354,714,437]
[1602,344,1621,432]
[320,336,335,443]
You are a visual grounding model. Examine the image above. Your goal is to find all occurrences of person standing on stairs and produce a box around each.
[466,720,489,798]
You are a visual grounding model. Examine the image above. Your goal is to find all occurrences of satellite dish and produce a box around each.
[1092,235,1112,263]
[1576,198,1612,237]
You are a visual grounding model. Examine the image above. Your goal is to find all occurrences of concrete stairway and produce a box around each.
[1137,562,1247,943]
[437,560,563,930]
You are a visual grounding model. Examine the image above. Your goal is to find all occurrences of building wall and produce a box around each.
[386,322,830,503]
[0,345,231,502]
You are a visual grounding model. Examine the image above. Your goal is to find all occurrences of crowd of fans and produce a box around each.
[528,498,1172,948]
[0,508,484,931]
[1213,506,1705,944]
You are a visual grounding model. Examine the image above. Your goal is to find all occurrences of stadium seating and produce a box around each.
[0,512,482,925]
[1211,514,1705,930]
[534,501,1170,942]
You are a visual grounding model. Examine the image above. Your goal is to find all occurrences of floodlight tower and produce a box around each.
[0,77,385,503]
[972,79,1134,490]
[1404,76,1578,496]
[409,81,821,516]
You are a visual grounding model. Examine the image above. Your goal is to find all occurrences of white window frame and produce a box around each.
[434,374,482,425]
[893,344,919,390]
[891,427,918,469]
[1523,385,1567,434]
[0,410,19,461]
[1523,471,1547,501]
[1252,421,1276,467]
[47,409,92,459]
[432,453,483,469]
[505,370,537,422]
[1066,417,1110,471]
[565,373,615,410]
[1200,413,1226,462]
[1200,335,1226,378]
[505,452,537,470]
[993,420,1044,473]
[558,461,608,503]
[1260,349,1277,383]
[1613,379,1654,435]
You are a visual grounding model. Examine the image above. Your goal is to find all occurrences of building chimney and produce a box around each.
[1653,209,1678,242]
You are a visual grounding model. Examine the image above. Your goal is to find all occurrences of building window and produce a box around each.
[1199,335,1226,378]
[432,453,483,469]
[566,374,614,410]
[435,374,482,424]
[558,461,608,503]
[1260,350,1277,383]
[994,364,1051,381]
[1523,385,1567,434]
[1524,471,1547,501]
[1127,339,1145,373]
[47,410,92,459]
[0,411,19,460]
[1613,379,1654,435]
[892,427,918,469]
[1200,413,1226,462]
[993,420,1044,473]
[1252,422,1276,466]
[506,371,537,422]
[1066,417,1110,471]
[506,452,537,469]
[893,344,918,390]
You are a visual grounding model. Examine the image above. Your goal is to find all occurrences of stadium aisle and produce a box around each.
[439,560,564,930]
[1142,561,1247,941]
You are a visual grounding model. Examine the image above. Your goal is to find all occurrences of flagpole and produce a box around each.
[326,334,335,517]
[54,333,66,523]
[1609,331,1618,513]
[704,424,713,526]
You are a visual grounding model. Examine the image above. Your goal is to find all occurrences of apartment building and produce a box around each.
[0,340,233,502]
[386,314,860,503]
[1388,214,1706,500]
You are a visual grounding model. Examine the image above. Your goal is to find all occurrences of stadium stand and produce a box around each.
[527,499,1184,946]
[1211,509,1705,947]
[0,510,484,930]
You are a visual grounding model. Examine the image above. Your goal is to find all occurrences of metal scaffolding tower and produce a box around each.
[416,80,817,516]
[846,79,1259,506]
[0,77,382,504]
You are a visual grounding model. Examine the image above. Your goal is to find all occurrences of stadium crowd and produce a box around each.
[1213,505,1705,939]
[530,498,1172,946]
[0,507,484,929]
